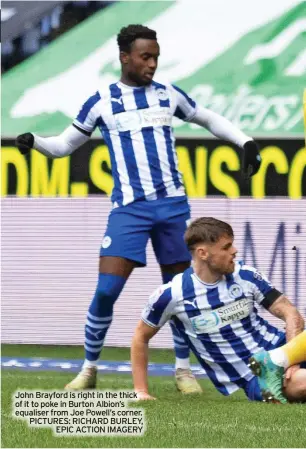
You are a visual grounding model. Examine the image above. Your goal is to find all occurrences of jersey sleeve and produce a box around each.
[73,91,102,134]
[239,265,282,309]
[171,85,197,122]
[141,284,175,328]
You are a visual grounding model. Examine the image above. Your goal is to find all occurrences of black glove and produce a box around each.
[16,133,34,155]
[242,140,262,178]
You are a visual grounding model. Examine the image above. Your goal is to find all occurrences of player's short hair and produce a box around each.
[117,24,157,52]
[184,217,234,251]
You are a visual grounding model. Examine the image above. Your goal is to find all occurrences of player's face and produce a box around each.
[121,39,159,86]
[205,235,237,275]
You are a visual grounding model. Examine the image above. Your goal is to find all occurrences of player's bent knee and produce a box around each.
[95,273,127,300]
[284,369,306,402]
[90,273,127,316]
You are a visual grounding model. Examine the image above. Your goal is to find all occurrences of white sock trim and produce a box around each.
[175,357,190,370]
[82,359,98,369]
[269,347,289,369]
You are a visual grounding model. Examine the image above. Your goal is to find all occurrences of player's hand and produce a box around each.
[242,140,262,178]
[16,133,34,155]
[135,391,156,401]
[283,364,300,387]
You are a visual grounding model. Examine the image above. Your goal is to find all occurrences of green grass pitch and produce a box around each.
[1,344,306,448]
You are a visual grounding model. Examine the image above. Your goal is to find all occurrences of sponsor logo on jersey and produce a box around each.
[190,297,253,334]
[191,311,220,334]
[114,108,171,131]
[111,96,123,105]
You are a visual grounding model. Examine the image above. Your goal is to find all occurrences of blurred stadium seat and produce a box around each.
[1,0,114,73]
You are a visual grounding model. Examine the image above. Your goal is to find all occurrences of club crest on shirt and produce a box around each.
[102,236,112,249]
[156,88,169,101]
[228,283,243,299]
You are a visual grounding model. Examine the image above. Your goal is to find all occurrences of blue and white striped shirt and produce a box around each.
[142,263,284,396]
[74,81,197,206]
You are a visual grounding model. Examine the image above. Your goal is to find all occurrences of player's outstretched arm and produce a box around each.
[268,294,305,341]
[190,106,261,177]
[16,125,90,159]
[131,320,159,400]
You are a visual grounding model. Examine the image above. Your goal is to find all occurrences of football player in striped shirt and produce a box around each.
[132,217,306,403]
[16,25,262,392]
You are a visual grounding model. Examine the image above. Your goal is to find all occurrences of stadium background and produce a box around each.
[2,0,306,349]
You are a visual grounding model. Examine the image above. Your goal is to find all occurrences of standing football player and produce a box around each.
[16,25,261,392]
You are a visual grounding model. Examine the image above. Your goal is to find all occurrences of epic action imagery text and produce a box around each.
[12,390,145,436]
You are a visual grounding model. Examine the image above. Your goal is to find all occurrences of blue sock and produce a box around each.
[162,272,190,361]
[85,273,126,362]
